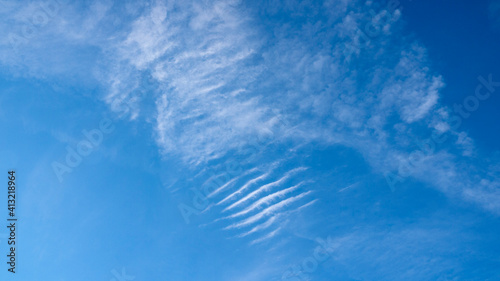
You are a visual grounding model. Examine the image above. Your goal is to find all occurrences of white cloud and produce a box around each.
[225,191,312,229]
[1,0,499,217]
[95,0,500,215]
[227,181,306,219]
[223,167,307,212]
[217,172,270,205]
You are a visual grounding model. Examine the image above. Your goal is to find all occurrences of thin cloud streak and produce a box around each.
[225,191,312,230]
[224,167,308,212]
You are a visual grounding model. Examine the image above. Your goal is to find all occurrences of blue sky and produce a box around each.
[0,0,500,280]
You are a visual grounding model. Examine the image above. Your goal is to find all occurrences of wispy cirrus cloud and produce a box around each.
[3,1,500,280]
[1,0,500,245]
